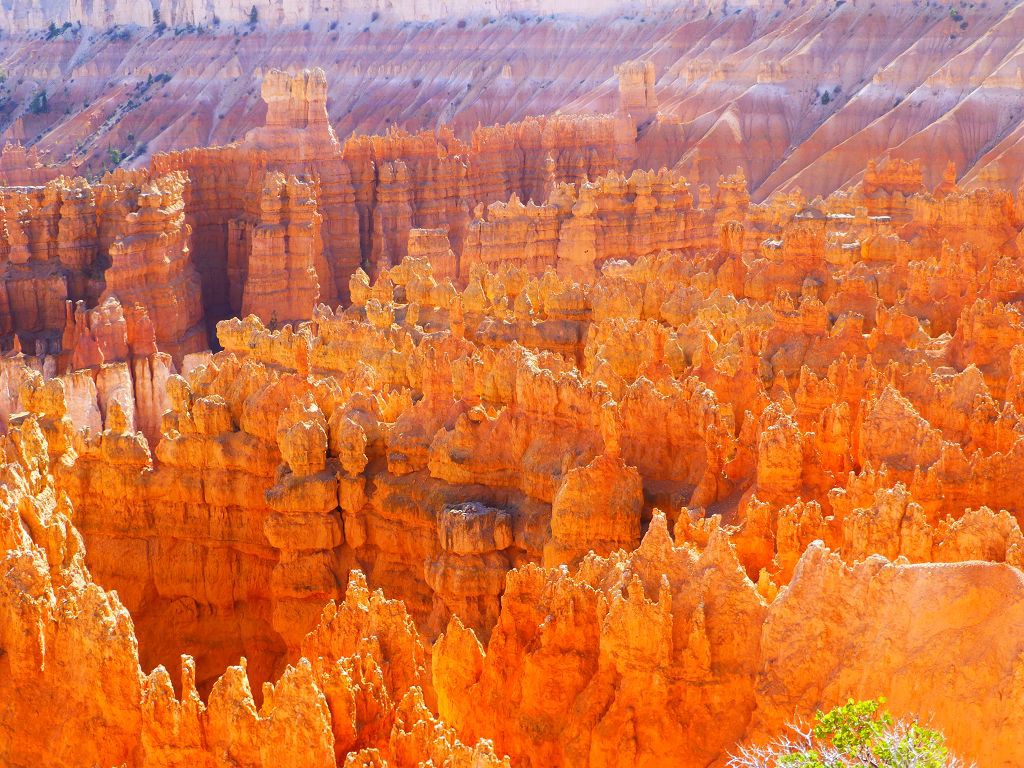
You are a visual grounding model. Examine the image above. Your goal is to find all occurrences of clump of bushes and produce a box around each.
[45,21,72,39]
[728,698,970,768]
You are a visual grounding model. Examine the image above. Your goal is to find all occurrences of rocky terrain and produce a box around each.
[3,2,1024,767]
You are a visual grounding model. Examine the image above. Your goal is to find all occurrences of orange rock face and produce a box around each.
[460,168,707,282]
[0,416,507,768]
[6,5,1024,767]
[238,173,323,326]
[100,172,208,364]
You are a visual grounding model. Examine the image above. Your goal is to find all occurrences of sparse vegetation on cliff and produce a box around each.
[29,90,49,114]
[729,699,969,768]
[45,21,72,39]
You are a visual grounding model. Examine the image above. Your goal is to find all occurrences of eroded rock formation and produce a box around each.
[4,10,1024,768]
[0,415,508,767]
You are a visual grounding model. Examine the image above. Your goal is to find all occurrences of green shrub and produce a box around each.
[728,699,970,768]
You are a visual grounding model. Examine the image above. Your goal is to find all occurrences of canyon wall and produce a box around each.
[0,0,677,31]
[0,7,670,179]
[8,1,1024,198]
[153,67,629,325]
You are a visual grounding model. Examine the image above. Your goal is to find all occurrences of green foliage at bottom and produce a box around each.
[729,698,966,768]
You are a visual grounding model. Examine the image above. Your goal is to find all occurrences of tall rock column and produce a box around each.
[245,68,362,305]
[266,395,344,655]
[616,60,658,123]
[369,161,415,279]
[101,172,206,364]
[240,173,322,326]
[56,177,102,304]
[556,186,599,281]
[0,184,73,353]
[262,68,331,132]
